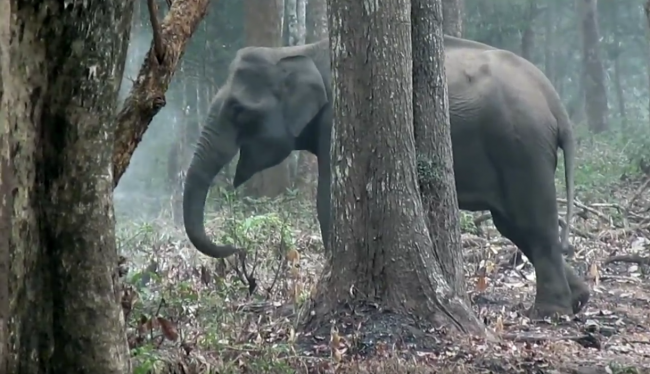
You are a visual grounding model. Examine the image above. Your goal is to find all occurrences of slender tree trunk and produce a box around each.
[520,0,538,62]
[283,0,298,46]
[113,0,211,188]
[297,0,307,44]
[613,56,626,122]
[577,0,608,133]
[1,1,132,372]
[441,0,463,37]
[610,3,626,123]
[412,0,470,302]
[544,0,555,85]
[306,0,328,42]
[243,0,292,198]
[309,0,485,336]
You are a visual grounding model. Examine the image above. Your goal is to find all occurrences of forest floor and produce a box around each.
[119,175,650,374]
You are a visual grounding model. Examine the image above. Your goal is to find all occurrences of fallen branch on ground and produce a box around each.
[604,254,650,266]
[501,332,601,349]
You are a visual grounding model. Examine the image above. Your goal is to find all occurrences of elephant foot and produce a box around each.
[525,302,574,320]
[565,264,590,314]
[561,242,575,257]
[526,264,591,319]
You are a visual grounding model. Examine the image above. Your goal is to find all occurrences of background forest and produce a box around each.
[89,0,650,372]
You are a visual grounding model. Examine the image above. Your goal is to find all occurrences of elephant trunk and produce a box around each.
[183,125,239,259]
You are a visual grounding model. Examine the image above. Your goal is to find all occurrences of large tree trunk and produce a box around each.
[242,0,292,198]
[441,0,463,37]
[308,0,485,336]
[577,0,608,133]
[1,1,132,372]
[0,1,8,369]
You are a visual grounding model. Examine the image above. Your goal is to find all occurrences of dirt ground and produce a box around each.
[123,177,650,374]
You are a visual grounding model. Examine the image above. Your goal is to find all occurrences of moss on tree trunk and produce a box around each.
[1,1,133,372]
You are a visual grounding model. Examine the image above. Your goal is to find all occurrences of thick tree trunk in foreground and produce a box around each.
[242,0,292,198]
[577,0,608,133]
[0,1,8,369]
[1,2,132,372]
[113,0,211,188]
[441,0,463,37]
[412,0,471,304]
[310,0,485,335]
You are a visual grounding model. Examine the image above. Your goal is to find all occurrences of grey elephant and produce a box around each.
[182,36,589,319]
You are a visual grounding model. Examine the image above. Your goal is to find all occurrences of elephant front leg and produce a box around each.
[526,237,578,318]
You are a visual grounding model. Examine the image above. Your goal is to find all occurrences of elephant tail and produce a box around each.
[558,115,576,255]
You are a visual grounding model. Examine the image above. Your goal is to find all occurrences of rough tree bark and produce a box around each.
[113,0,211,188]
[307,0,486,337]
[242,0,292,198]
[0,1,8,369]
[412,0,470,300]
[577,0,608,133]
[441,0,463,37]
[1,1,132,373]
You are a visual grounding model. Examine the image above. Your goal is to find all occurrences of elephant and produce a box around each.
[182,36,590,319]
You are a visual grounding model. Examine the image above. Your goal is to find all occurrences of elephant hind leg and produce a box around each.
[491,209,587,317]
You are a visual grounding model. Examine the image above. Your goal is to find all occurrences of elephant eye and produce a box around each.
[230,101,244,117]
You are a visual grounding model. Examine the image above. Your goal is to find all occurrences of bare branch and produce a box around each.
[113,0,211,188]
[147,0,165,63]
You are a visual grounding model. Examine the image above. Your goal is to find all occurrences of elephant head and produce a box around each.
[182,48,328,259]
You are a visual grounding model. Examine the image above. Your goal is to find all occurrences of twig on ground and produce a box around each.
[626,177,650,212]
[559,218,598,241]
[604,254,650,266]
[558,198,611,224]
[501,332,601,349]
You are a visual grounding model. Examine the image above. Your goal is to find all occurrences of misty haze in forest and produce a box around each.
[114,0,650,229]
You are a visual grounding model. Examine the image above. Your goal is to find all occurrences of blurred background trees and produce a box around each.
[117,0,650,228]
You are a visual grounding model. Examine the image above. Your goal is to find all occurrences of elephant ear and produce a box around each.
[277,55,328,137]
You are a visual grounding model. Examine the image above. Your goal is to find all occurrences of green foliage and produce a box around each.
[219,210,297,255]
[459,212,480,235]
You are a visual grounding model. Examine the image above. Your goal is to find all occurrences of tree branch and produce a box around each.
[148,0,165,63]
[112,0,211,189]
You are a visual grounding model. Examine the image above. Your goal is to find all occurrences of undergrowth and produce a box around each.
[116,122,650,374]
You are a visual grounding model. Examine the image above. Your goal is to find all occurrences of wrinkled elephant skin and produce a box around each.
[182,36,589,319]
